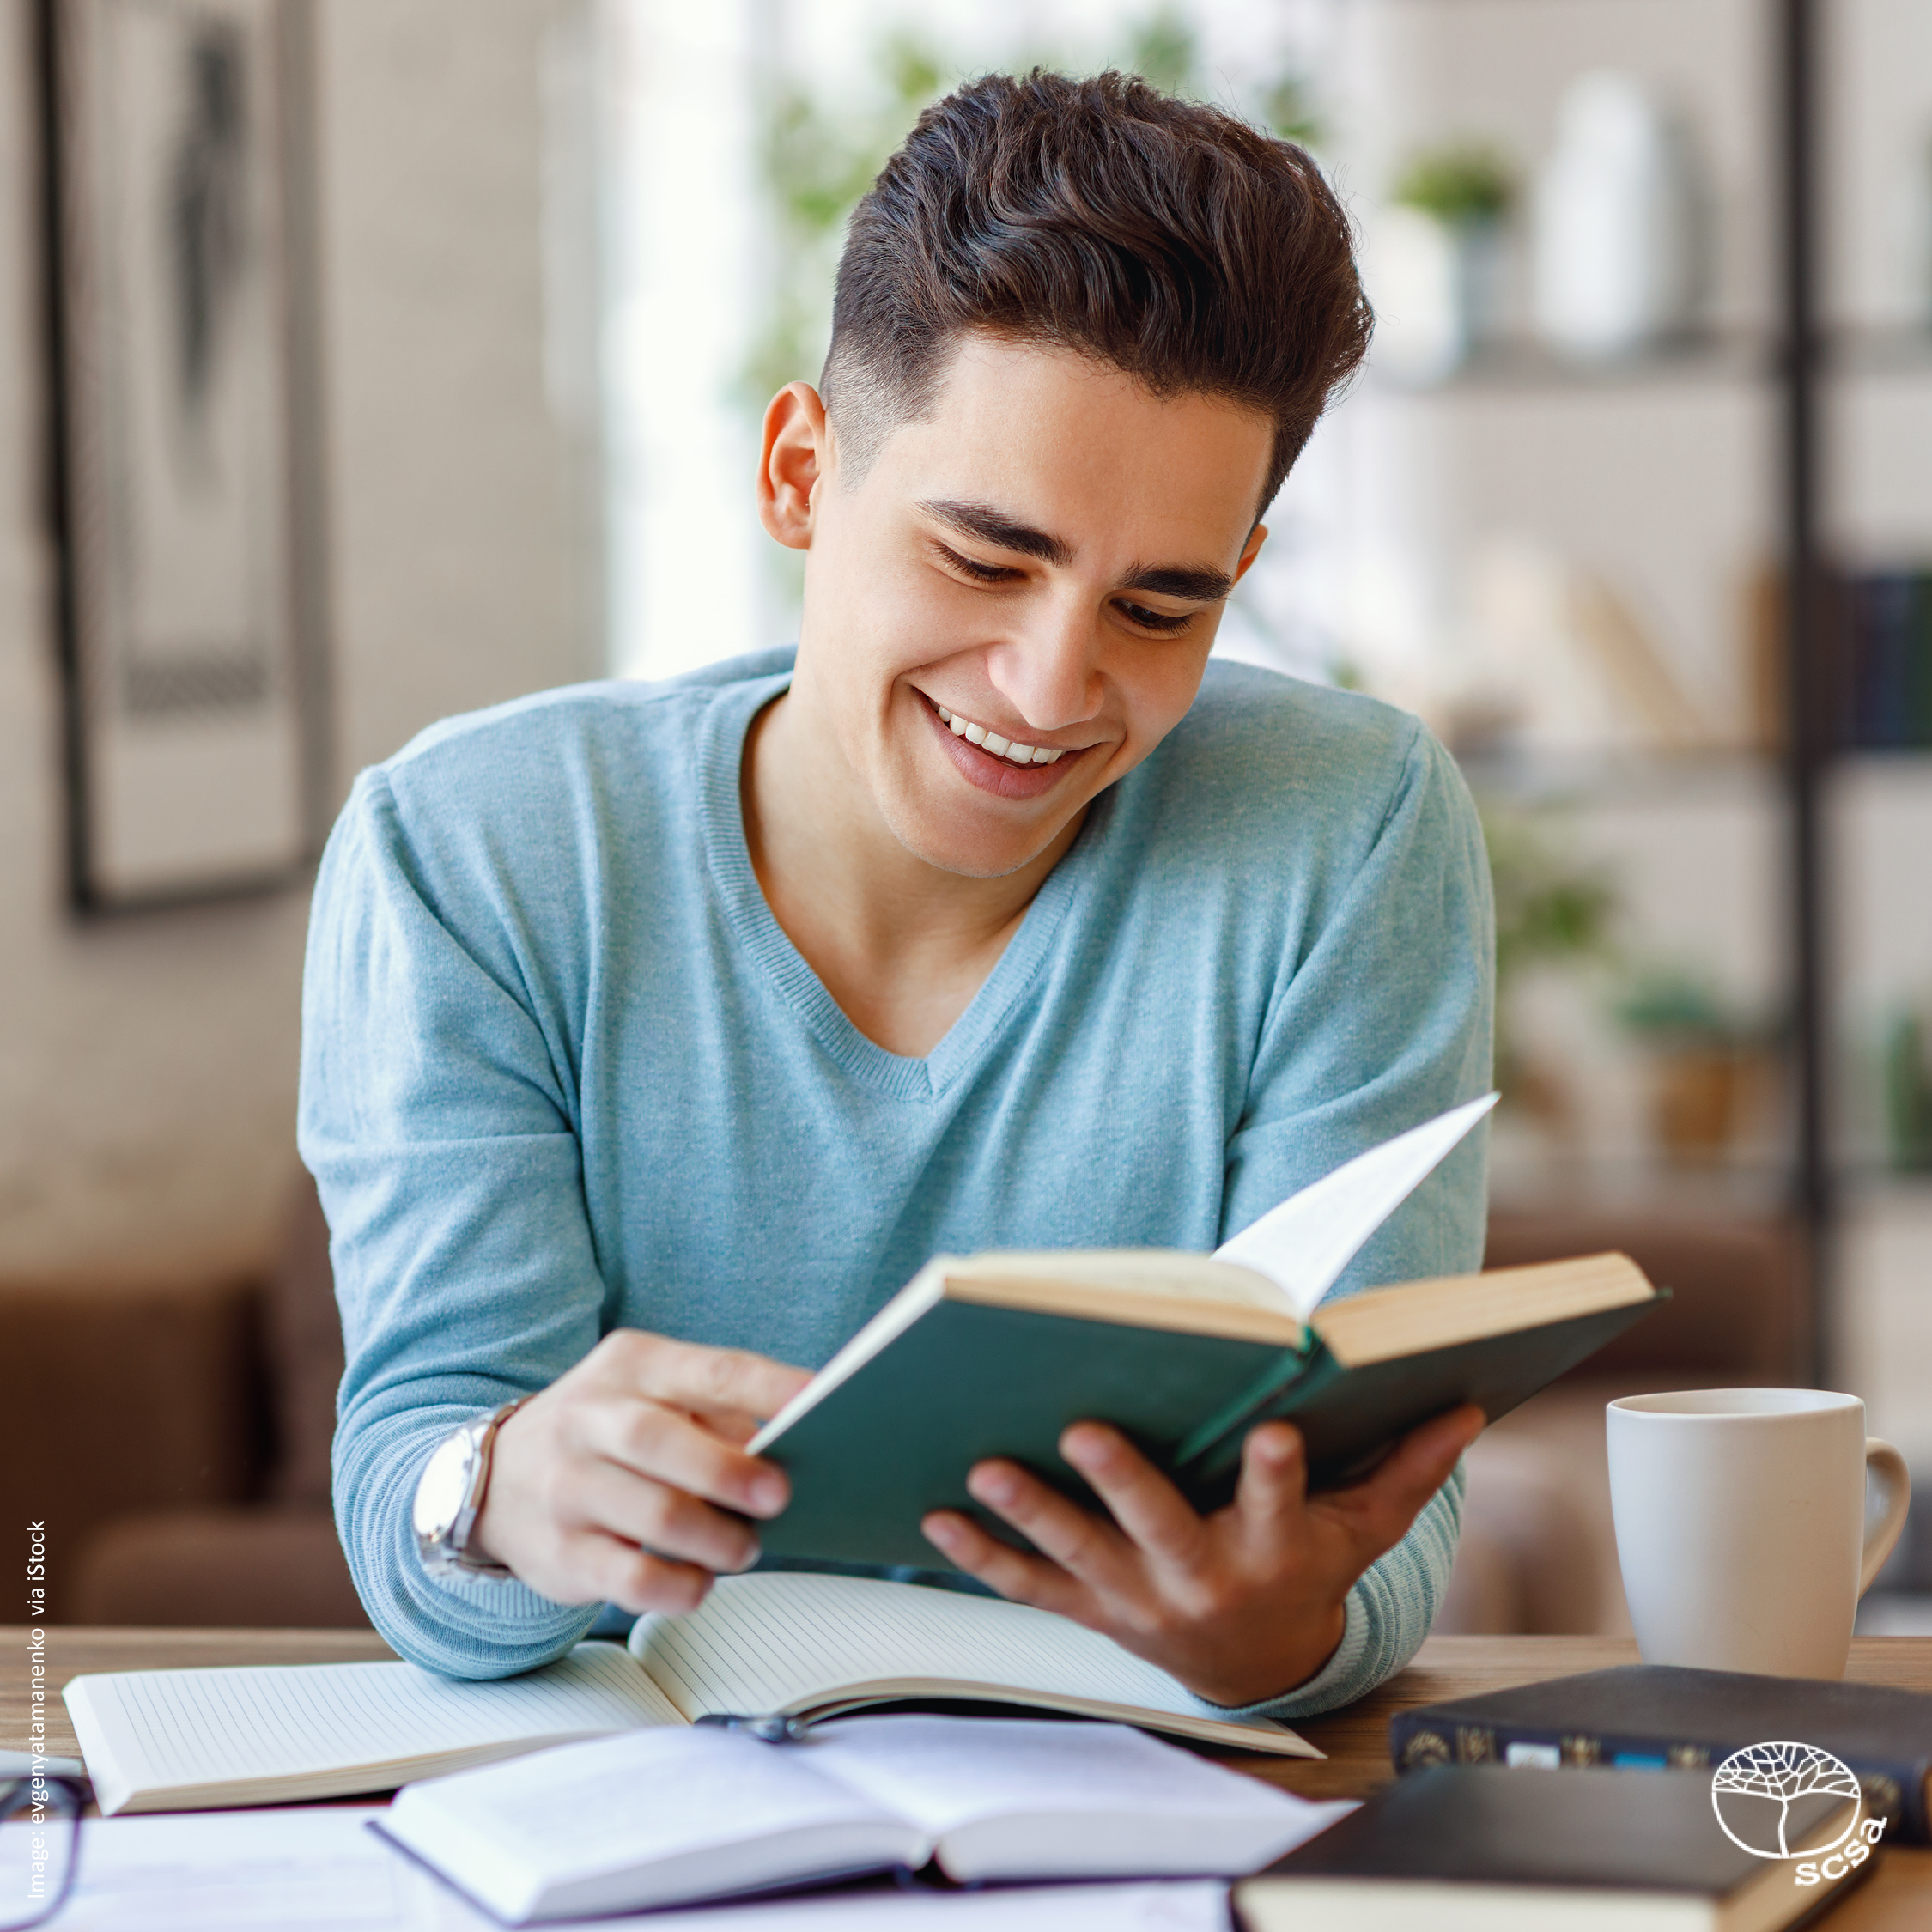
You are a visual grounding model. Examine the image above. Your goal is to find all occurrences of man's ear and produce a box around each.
[1233,522,1269,585]
[758,382,830,550]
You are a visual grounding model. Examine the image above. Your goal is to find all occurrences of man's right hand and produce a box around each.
[468,1331,811,1614]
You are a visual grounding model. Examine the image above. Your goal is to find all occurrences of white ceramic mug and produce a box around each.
[1607,1388,1911,1679]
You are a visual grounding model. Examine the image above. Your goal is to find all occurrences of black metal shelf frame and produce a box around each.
[1779,0,1831,1383]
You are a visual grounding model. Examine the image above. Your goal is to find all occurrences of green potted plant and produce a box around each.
[1483,802,1617,1130]
[1378,141,1516,379]
[1615,967,1765,1161]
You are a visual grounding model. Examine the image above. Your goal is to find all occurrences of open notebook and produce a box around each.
[64,1572,1316,1815]
[380,1716,1354,1923]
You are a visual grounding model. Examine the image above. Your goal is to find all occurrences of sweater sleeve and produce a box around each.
[1212,717,1495,1719]
[299,769,605,1678]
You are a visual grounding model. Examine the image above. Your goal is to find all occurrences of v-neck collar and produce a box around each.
[696,671,1109,1103]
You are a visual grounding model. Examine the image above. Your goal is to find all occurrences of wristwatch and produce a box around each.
[412,1397,531,1580]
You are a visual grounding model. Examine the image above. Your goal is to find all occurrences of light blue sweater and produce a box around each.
[299,648,1494,1716]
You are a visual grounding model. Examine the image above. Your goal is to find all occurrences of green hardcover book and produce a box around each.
[750,1097,1664,1571]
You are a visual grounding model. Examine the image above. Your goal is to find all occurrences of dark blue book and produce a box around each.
[1852,571,1917,749]
[1238,1765,1874,1932]
[1388,1664,1932,1843]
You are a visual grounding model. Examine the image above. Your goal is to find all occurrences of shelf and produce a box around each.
[1456,744,1782,805]
[1834,1167,1932,1203]
[1489,1154,1795,1223]
[1829,747,1932,772]
[1363,326,1932,398]
[1369,332,1767,397]
[1827,325,1932,379]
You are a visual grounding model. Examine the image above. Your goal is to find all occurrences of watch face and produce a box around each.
[413,1429,476,1540]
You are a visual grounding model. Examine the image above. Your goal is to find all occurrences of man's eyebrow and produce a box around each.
[919,499,1233,603]
[917,499,1074,568]
[1121,562,1234,604]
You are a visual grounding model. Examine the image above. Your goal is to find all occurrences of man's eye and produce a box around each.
[937,544,1018,585]
[1117,600,1194,634]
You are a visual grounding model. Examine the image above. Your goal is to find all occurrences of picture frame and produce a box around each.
[38,0,329,911]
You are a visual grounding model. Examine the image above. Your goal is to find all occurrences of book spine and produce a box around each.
[1170,1342,1318,1480]
[1388,1711,1930,1844]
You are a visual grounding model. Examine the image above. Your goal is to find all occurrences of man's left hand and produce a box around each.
[920,1403,1485,1708]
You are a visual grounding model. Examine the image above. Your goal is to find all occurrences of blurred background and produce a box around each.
[3,0,1929,1641]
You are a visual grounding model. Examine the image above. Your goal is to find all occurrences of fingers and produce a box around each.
[572,1459,762,1575]
[1382,1403,1486,1498]
[920,1509,1084,1618]
[577,1533,717,1617]
[961,1456,1142,1593]
[612,1333,812,1429]
[584,1397,790,1521]
[1059,1424,1209,1569]
[1316,1402,1485,1555]
[1232,1421,1310,1545]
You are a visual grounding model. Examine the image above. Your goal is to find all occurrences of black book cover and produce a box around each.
[1243,1767,1868,1925]
[1389,1664,1932,1843]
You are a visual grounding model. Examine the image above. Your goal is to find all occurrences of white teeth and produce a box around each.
[934,698,1067,766]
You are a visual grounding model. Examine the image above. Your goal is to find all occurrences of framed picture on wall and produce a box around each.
[39,0,327,910]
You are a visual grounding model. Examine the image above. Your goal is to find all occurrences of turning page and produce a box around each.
[1213,1093,1498,1317]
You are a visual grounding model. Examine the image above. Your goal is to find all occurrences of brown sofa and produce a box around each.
[5,1178,367,1628]
[1,1182,1807,1635]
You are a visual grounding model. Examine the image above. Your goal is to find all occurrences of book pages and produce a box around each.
[629,1573,1316,1756]
[66,1643,679,1815]
[1214,1093,1498,1316]
[383,1728,921,1921]
[799,1715,1354,1879]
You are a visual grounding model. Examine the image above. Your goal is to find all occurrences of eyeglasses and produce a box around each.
[0,1775,88,1932]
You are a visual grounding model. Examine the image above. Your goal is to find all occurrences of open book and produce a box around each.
[63,1572,1315,1816]
[750,1097,1664,1570]
[380,1715,1353,1923]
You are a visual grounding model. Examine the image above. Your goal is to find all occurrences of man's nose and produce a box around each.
[988,592,1103,734]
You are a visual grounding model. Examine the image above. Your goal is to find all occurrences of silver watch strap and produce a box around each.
[419,1394,532,1580]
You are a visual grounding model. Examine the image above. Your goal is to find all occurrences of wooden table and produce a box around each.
[6,1627,1929,1925]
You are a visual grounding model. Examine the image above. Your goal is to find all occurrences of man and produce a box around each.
[301,70,1492,1716]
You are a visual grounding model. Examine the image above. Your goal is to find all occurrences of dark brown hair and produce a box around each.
[823,70,1372,513]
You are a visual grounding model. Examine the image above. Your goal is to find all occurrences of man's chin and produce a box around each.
[877,798,1079,881]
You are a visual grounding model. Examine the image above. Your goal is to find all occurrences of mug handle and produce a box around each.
[1859,1438,1912,1597]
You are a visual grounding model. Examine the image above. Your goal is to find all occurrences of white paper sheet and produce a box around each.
[11,1807,406,1931]
[1212,1093,1498,1317]
[398,1862,1236,1932]
[16,1809,1235,1932]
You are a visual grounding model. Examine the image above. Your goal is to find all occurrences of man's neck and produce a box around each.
[741,676,1084,1059]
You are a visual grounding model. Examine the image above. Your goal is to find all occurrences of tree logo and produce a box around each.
[1710,1741,1862,1860]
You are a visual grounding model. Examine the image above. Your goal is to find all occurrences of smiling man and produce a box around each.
[301,71,1492,1715]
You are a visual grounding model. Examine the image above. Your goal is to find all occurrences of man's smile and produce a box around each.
[933,702,1066,765]
[917,690,1091,799]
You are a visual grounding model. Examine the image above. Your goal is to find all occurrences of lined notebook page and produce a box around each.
[67,1643,680,1814]
[629,1575,1313,1755]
